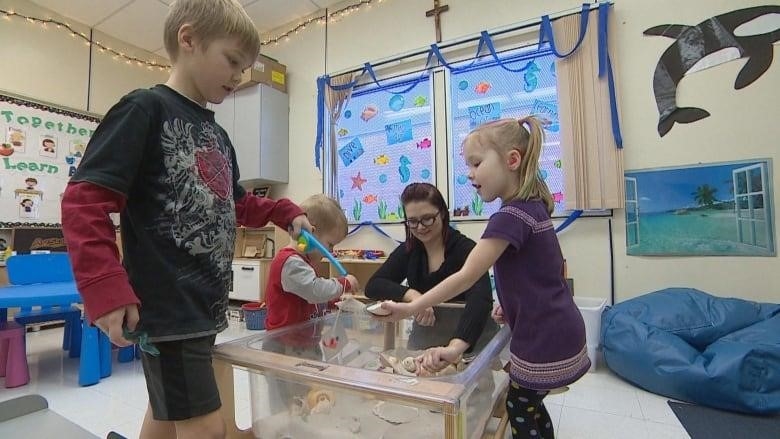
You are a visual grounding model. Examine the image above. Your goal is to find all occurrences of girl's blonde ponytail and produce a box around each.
[514,116,554,214]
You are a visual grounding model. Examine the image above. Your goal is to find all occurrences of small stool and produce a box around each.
[0,321,30,388]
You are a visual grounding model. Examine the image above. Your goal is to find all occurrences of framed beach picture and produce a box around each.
[624,159,775,256]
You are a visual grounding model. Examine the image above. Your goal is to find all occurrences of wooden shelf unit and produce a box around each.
[322,258,386,294]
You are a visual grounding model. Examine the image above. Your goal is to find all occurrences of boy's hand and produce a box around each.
[95,304,139,347]
[345,274,360,293]
[491,304,505,325]
[288,214,313,239]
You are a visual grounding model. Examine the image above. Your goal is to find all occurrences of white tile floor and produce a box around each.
[1,323,691,439]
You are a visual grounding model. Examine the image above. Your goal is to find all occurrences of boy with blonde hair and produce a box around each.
[264,194,360,330]
[61,1,312,438]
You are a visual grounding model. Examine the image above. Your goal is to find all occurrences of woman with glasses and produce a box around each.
[365,182,498,358]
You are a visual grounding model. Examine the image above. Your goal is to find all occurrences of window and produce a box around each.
[333,74,434,223]
[625,176,639,247]
[733,162,773,251]
[448,46,566,219]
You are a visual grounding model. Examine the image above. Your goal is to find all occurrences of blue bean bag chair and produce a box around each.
[601,288,780,414]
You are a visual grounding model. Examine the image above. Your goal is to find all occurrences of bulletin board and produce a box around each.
[0,91,100,224]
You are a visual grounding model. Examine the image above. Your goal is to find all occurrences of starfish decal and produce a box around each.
[351,172,367,190]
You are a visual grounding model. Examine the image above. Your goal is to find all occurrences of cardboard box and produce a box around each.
[234,228,269,259]
[237,54,287,93]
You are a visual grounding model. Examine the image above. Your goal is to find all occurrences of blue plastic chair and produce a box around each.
[6,254,82,358]
[5,253,139,387]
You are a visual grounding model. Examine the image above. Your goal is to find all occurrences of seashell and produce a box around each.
[306,389,335,412]
[436,364,457,376]
[401,356,417,373]
[366,302,391,316]
[372,401,419,424]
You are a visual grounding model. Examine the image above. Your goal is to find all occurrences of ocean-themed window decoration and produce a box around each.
[624,159,775,256]
[334,74,434,223]
[449,46,565,219]
[317,3,623,218]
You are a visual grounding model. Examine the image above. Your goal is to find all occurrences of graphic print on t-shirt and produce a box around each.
[196,131,232,200]
[158,118,236,327]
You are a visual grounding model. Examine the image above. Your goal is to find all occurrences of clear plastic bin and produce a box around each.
[574,296,608,371]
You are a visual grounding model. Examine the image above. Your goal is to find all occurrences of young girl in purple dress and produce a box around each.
[380,117,589,439]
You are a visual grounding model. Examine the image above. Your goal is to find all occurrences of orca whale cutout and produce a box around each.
[645,6,780,137]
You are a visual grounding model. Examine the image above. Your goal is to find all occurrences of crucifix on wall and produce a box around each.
[426,0,449,43]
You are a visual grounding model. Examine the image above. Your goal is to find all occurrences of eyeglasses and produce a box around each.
[405,211,439,228]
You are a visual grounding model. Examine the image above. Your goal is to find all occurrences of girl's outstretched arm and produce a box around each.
[379,238,508,320]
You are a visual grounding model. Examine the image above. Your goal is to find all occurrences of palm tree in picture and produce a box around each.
[692,184,718,207]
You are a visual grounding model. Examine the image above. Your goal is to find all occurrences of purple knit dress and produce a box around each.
[483,199,590,390]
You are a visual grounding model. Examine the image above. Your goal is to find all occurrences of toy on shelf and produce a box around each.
[296,229,348,276]
[333,249,386,260]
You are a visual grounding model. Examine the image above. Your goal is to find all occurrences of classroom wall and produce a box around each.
[2,0,776,303]
[0,0,167,116]
[261,0,780,304]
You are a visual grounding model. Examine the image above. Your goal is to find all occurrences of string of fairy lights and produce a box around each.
[261,0,386,46]
[0,8,170,71]
[0,0,388,72]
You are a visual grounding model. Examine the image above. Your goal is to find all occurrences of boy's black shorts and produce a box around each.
[140,334,221,421]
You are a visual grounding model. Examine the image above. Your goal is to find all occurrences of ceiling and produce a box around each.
[29,0,345,58]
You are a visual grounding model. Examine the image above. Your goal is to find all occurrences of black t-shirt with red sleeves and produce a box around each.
[71,84,245,341]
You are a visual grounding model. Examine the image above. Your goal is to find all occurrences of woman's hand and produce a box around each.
[414,307,436,326]
[491,304,505,325]
[402,289,435,326]
[416,344,463,374]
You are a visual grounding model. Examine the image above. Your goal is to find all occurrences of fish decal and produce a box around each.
[337,128,349,137]
[552,192,564,203]
[645,5,780,136]
[413,95,428,107]
[416,138,432,149]
[374,154,390,165]
[474,81,491,94]
[361,104,379,122]
[363,194,379,204]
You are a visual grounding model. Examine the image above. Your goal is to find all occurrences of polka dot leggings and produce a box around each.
[505,382,554,439]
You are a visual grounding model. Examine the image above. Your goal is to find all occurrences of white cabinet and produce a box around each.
[230,259,263,302]
[212,84,289,184]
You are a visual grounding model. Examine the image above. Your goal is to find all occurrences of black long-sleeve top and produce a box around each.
[365,228,494,348]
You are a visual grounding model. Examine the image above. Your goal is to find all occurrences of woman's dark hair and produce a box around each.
[400,182,450,250]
